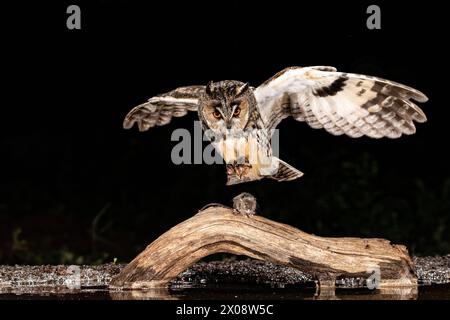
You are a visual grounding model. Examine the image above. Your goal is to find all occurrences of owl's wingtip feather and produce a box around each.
[123,119,133,129]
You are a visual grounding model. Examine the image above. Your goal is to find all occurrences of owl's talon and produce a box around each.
[227,163,252,181]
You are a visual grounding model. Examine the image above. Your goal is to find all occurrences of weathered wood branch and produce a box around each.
[110,206,416,290]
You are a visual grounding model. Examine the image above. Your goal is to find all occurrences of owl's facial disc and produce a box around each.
[202,80,254,133]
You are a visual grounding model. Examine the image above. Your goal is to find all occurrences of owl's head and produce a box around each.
[199,80,255,133]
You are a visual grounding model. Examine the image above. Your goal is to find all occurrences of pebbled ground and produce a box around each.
[0,255,448,292]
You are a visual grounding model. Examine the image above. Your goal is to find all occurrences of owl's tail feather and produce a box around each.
[270,158,304,182]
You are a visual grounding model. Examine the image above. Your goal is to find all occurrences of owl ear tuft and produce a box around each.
[236,82,249,97]
[205,81,214,96]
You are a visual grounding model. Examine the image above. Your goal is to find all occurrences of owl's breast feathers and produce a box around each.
[212,130,281,185]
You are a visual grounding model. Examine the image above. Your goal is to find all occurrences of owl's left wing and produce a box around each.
[123,85,205,131]
[254,66,428,138]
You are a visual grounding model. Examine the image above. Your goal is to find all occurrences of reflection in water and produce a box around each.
[110,288,177,300]
[1,284,449,300]
[109,285,420,300]
[325,287,418,300]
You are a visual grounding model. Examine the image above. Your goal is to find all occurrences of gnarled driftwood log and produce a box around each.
[110,205,416,290]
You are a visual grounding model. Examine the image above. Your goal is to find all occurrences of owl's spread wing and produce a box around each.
[254,66,428,138]
[123,85,205,131]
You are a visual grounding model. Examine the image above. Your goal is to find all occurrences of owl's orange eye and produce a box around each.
[212,110,222,119]
[233,106,241,117]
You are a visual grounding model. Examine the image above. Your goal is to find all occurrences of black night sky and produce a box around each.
[1,1,449,264]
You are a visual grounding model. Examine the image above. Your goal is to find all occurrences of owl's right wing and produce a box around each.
[254,66,428,138]
[123,85,205,131]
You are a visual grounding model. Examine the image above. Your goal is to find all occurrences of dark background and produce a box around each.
[1,1,448,264]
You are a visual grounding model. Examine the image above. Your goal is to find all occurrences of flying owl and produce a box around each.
[123,66,428,185]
